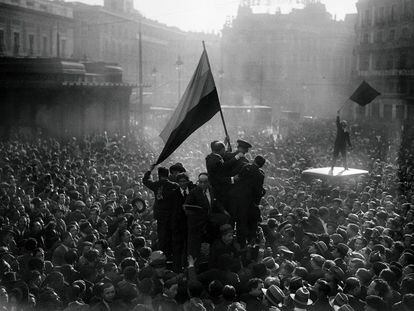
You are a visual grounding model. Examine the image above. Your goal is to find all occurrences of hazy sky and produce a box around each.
[73,0,358,32]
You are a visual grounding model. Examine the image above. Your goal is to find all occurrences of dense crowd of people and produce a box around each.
[0,115,412,311]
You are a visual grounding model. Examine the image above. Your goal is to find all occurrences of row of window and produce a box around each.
[360,27,412,43]
[359,52,414,71]
[361,1,413,26]
[357,103,407,120]
[0,29,66,57]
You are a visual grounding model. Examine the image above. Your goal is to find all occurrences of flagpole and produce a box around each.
[202,41,231,144]
[338,98,349,112]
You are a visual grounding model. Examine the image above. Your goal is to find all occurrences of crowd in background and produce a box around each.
[0,116,412,311]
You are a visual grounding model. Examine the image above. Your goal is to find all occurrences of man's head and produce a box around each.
[254,156,266,168]
[236,140,252,154]
[177,173,190,190]
[169,163,185,177]
[211,141,225,156]
[157,167,169,181]
[198,173,210,191]
[340,120,348,130]
[247,278,264,297]
[220,224,234,245]
[101,283,115,302]
[62,232,74,248]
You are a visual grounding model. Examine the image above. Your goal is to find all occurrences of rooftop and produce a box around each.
[0,0,73,18]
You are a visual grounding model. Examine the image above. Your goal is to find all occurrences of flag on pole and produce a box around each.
[349,81,381,106]
[155,49,221,165]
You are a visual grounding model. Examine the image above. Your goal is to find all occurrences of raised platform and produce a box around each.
[302,167,369,178]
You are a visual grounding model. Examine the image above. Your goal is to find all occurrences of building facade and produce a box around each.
[221,3,356,117]
[0,57,132,138]
[69,0,220,107]
[0,0,74,58]
[354,0,414,121]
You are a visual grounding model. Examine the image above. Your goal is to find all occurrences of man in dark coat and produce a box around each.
[184,173,228,260]
[205,141,242,206]
[168,163,186,183]
[171,172,194,272]
[331,111,352,171]
[224,139,252,177]
[143,166,178,259]
[225,140,252,224]
[230,155,266,247]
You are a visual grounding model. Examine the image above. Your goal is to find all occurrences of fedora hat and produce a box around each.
[290,287,313,306]
[262,285,285,308]
[346,214,360,224]
[329,292,349,308]
[263,257,280,271]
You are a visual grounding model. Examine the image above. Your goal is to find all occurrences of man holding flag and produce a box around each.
[330,80,380,173]
[145,42,232,260]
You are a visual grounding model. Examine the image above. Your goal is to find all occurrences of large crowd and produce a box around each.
[0,115,412,311]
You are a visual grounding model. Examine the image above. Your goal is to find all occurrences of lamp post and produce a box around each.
[175,55,183,102]
[218,68,224,99]
[151,67,157,105]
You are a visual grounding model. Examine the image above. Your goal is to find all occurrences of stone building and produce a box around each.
[69,0,220,107]
[0,57,133,138]
[221,2,356,117]
[354,0,414,121]
[0,0,74,58]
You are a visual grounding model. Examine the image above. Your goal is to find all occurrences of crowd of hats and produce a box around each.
[0,119,411,311]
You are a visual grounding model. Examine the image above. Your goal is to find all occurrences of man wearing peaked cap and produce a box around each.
[224,139,252,177]
[236,139,252,150]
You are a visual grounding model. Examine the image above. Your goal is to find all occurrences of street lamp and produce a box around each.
[175,55,183,102]
[151,67,157,105]
[218,68,224,99]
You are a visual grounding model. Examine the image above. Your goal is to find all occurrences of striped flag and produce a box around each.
[155,49,221,165]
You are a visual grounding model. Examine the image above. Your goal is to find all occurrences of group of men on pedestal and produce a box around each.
[143,139,266,272]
